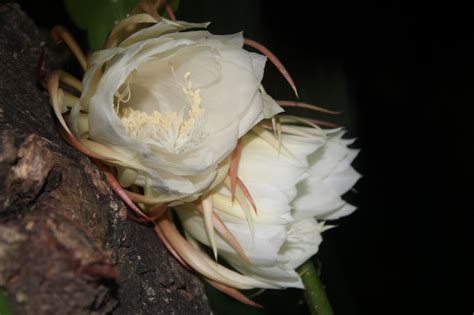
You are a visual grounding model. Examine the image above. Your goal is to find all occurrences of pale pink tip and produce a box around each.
[154,223,190,268]
[162,0,177,21]
[276,100,341,115]
[206,279,262,308]
[229,141,242,202]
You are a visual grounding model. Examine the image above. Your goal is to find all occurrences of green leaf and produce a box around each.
[0,289,11,315]
[64,0,180,51]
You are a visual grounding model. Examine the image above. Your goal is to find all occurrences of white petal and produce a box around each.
[200,47,264,134]
[318,203,357,220]
[291,177,346,219]
[120,19,210,47]
[281,132,326,166]
[177,208,287,266]
[261,91,284,119]
[308,136,352,179]
[130,46,221,111]
[244,182,294,220]
[238,134,308,189]
[222,258,303,288]
[249,52,266,84]
[163,31,244,49]
[202,119,239,165]
[325,166,362,195]
[280,218,322,269]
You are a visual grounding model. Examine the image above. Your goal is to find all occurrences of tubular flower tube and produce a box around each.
[175,121,361,288]
[53,14,283,206]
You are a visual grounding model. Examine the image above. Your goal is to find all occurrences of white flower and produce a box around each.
[176,124,360,288]
[46,13,360,303]
[68,17,282,201]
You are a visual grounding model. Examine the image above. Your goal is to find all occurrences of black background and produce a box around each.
[16,0,474,314]
[264,2,473,314]
[270,2,473,314]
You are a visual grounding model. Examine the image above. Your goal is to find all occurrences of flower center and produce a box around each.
[119,72,207,154]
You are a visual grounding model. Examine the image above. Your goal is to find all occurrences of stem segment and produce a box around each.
[297,259,334,315]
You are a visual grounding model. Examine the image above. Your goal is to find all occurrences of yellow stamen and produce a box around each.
[119,72,206,153]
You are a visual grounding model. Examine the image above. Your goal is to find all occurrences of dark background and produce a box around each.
[15,0,474,314]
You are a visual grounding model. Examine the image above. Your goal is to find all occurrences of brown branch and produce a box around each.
[0,3,211,314]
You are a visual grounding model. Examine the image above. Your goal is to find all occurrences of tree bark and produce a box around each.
[0,3,211,314]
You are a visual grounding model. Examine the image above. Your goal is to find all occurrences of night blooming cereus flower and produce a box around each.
[47,5,359,307]
[175,122,360,288]
[49,14,282,206]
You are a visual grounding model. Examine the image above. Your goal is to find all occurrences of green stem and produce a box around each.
[297,259,334,315]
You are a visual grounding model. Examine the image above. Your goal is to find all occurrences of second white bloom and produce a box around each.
[177,125,360,288]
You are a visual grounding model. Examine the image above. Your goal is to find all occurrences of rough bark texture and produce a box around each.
[0,3,212,314]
